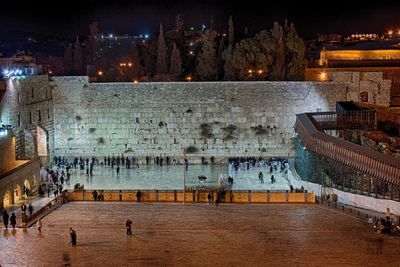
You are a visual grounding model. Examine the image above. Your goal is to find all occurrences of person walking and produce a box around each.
[126,219,133,235]
[36,218,42,233]
[258,171,264,184]
[10,212,17,229]
[70,227,77,246]
[2,210,9,230]
[116,166,120,175]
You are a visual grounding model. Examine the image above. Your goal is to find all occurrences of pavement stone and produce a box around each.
[1,202,399,266]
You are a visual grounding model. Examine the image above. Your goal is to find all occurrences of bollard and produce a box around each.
[248,190,252,202]
[174,190,177,202]
[285,190,289,202]
[119,190,122,201]
[342,205,345,211]
[156,190,159,202]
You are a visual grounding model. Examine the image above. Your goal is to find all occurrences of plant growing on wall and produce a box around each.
[222,124,238,140]
[89,128,96,133]
[75,115,82,121]
[98,137,105,144]
[200,123,213,138]
[251,125,268,135]
[185,146,198,154]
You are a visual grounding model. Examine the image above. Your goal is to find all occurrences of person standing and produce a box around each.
[136,190,142,203]
[2,210,9,230]
[207,192,212,205]
[116,165,120,175]
[10,212,16,229]
[28,203,34,216]
[375,220,385,255]
[70,227,77,246]
[258,171,264,184]
[21,203,27,214]
[37,218,42,233]
[126,219,133,235]
[184,159,189,171]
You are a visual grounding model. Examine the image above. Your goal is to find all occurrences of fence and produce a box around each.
[66,190,315,204]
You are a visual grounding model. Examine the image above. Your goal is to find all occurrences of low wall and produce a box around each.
[289,170,400,214]
[67,190,315,204]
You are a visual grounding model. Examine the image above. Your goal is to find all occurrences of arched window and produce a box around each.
[360,91,369,102]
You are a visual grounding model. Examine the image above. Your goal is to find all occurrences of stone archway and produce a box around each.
[36,126,49,166]
[360,91,369,102]
[24,179,31,197]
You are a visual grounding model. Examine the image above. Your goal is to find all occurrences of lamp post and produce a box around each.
[183,149,187,204]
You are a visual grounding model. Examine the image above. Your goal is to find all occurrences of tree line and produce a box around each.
[63,16,305,81]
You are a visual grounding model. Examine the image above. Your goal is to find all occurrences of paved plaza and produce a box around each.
[63,164,290,191]
[1,202,399,266]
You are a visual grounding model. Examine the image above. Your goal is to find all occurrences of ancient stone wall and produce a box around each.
[0,76,53,162]
[0,130,16,173]
[0,72,391,164]
[51,77,347,162]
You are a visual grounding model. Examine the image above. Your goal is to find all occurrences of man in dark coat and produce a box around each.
[70,227,77,245]
[10,212,17,229]
[2,210,9,229]
[136,190,142,202]
[126,219,133,235]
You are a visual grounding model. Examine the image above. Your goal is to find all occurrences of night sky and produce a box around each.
[1,0,400,39]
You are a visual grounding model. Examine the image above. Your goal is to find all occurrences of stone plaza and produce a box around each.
[1,202,400,266]
[63,164,291,191]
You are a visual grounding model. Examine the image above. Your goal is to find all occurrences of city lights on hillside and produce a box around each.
[97,70,103,76]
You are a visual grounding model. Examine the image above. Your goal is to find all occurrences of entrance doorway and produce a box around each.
[3,191,11,209]
[14,184,22,203]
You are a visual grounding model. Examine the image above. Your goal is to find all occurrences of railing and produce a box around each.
[20,194,67,227]
[318,197,400,234]
[311,110,376,130]
[295,113,400,187]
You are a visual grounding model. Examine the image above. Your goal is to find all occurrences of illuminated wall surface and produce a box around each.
[0,73,391,161]
[50,77,345,159]
[0,130,16,173]
[325,50,400,60]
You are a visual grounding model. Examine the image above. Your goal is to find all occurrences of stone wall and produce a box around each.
[51,77,347,162]
[0,130,16,173]
[0,72,391,165]
[0,76,54,162]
